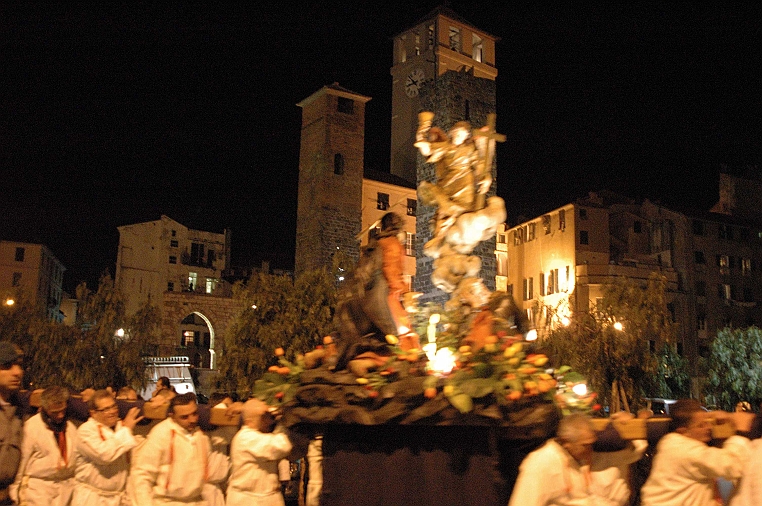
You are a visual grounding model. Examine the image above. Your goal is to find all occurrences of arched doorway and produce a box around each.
[177,311,216,369]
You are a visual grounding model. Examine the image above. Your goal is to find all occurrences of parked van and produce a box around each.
[139,356,196,400]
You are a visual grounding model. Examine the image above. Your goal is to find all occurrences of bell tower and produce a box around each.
[294,83,371,276]
[390,7,501,299]
[389,7,498,184]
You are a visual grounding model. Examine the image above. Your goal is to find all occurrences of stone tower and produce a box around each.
[294,83,371,276]
[389,7,500,300]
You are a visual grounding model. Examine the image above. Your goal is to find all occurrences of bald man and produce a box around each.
[226,399,293,506]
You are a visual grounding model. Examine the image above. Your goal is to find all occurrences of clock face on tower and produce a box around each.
[405,68,425,98]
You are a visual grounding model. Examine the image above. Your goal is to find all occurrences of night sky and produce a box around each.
[1,2,760,293]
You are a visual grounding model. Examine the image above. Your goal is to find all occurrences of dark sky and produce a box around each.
[1,2,760,292]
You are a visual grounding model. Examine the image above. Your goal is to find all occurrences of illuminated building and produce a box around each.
[0,240,65,321]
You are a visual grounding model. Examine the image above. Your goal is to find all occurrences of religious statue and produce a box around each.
[415,112,507,295]
[333,212,419,375]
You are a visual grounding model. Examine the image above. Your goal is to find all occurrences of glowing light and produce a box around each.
[561,316,571,327]
[398,326,410,335]
[613,321,624,331]
[338,276,345,281]
[251,304,258,309]
[116,328,125,338]
[428,347,456,374]
[427,313,440,343]
[572,383,588,396]
[5,299,15,306]
[525,329,538,341]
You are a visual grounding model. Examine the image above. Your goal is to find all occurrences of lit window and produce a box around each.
[742,258,752,275]
[14,247,24,262]
[405,233,415,256]
[559,210,566,231]
[182,330,195,346]
[398,35,407,63]
[523,277,533,301]
[718,255,729,275]
[497,233,506,244]
[188,272,198,291]
[449,26,461,52]
[377,192,390,210]
[472,33,483,62]
[205,278,217,294]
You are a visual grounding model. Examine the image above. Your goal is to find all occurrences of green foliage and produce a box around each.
[215,265,340,398]
[1,273,159,391]
[544,273,681,411]
[704,327,762,411]
[653,343,692,399]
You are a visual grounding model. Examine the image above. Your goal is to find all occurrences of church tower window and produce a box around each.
[334,153,345,175]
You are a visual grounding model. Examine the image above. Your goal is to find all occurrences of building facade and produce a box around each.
[115,215,231,318]
[501,176,762,383]
[0,241,65,321]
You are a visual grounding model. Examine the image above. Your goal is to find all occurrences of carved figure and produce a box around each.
[414,112,507,294]
[333,212,418,373]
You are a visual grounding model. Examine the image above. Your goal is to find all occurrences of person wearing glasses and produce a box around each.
[72,389,143,506]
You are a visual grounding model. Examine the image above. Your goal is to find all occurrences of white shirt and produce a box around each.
[226,425,292,506]
[72,418,138,506]
[728,437,762,506]
[131,417,229,506]
[508,439,636,506]
[10,413,77,506]
[641,432,750,506]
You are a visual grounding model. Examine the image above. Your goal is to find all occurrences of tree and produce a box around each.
[215,263,342,398]
[1,273,159,391]
[544,273,684,411]
[704,327,762,411]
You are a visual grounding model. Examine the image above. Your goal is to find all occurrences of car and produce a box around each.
[644,398,677,416]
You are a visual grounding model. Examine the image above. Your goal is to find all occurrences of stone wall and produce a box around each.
[415,70,498,304]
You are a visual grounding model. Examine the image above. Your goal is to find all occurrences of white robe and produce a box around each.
[10,413,77,506]
[508,439,634,506]
[729,438,762,506]
[226,425,292,506]
[72,418,138,506]
[131,417,229,506]
[641,432,750,506]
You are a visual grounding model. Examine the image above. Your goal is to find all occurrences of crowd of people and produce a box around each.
[0,341,305,506]
[3,338,762,506]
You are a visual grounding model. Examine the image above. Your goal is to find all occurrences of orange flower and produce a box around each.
[274,347,285,357]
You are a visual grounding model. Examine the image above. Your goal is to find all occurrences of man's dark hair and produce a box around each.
[40,385,70,410]
[669,399,704,432]
[170,392,197,411]
[87,389,115,411]
[157,376,171,389]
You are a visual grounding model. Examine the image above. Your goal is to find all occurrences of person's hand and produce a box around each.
[225,401,244,417]
[122,407,144,430]
[610,411,635,421]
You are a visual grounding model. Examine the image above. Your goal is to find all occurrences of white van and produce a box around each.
[139,356,196,400]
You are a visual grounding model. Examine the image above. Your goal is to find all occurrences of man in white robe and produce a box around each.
[730,436,762,506]
[641,399,752,506]
[508,413,646,506]
[10,386,77,506]
[226,399,292,506]
[72,389,143,506]
[131,392,229,506]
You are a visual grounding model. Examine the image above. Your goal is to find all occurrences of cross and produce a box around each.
[472,113,505,209]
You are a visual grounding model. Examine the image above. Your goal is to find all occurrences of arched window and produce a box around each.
[334,153,345,175]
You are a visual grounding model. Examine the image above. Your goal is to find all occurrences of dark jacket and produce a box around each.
[0,400,23,504]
